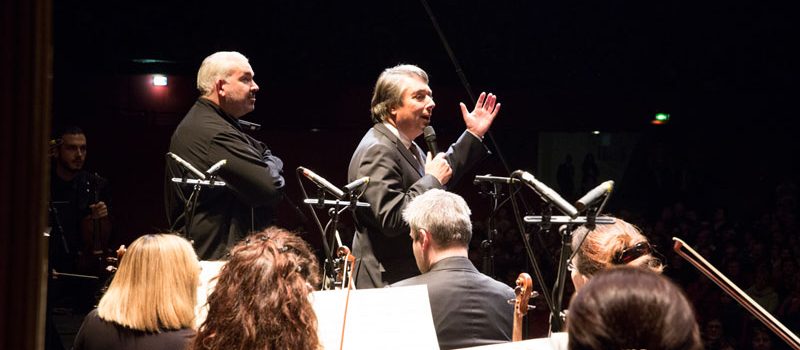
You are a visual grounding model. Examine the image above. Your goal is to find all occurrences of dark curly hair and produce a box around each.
[192,227,321,350]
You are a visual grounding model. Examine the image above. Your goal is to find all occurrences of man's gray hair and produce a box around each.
[370,64,429,123]
[196,51,249,96]
[403,189,472,247]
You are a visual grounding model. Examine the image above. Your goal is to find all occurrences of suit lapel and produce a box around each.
[373,124,424,177]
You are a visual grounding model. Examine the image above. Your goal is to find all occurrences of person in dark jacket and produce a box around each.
[73,234,199,350]
[348,64,500,288]
[165,51,284,260]
[393,189,514,350]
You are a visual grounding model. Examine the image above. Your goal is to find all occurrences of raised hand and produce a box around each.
[460,92,501,138]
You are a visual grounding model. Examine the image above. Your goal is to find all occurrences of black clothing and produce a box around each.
[49,170,111,272]
[347,124,488,288]
[393,256,515,350]
[73,309,195,350]
[166,98,284,260]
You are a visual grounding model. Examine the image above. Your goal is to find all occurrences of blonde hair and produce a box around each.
[97,234,200,332]
[571,218,663,277]
[196,51,249,96]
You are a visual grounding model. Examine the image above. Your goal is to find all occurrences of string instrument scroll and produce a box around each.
[512,272,534,342]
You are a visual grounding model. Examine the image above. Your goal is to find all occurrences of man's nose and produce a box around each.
[427,97,435,110]
[251,80,259,92]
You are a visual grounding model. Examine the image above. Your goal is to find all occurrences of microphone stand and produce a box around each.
[47,201,70,256]
[297,167,370,290]
[170,173,226,241]
[302,192,370,290]
[476,181,502,278]
[523,207,614,333]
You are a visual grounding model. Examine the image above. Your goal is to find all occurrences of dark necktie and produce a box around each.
[409,144,424,175]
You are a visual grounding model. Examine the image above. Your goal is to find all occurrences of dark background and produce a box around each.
[52,1,798,250]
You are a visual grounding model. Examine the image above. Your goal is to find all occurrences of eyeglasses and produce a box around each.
[613,241,654,265]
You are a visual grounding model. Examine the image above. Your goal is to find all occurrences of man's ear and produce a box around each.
[48,139,58,158]
[215,79,226,96]
[418,228,431,249]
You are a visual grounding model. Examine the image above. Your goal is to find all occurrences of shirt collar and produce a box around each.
[198,97,242,131]
[382,121,413,149]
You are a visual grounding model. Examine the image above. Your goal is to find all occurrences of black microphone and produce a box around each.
[511,170,578,218]
[423,126,438,154]
[238,119,261,131]
[343,177,370,194]
[474,174,519,185]
[298,166,344,199]
[575,180,614,211]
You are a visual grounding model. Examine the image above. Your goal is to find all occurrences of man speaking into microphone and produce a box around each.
[165,51,285,260]
[347,64,500,288]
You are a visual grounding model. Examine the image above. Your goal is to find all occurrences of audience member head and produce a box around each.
[96,233,199,332]
[751,326,775,350]
[567,267,702,350]
[370,64,430,124]
[570,217,663,290]
[50,125,87,180]
[403,189,472,273]
[196,51,259,118]
[193,227,321,350]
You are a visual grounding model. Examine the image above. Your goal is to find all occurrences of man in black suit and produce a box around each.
[393,189,514,349]
[348,64,500,289]
[166,51,284,260]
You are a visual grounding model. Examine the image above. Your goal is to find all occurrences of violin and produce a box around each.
[94,244,126,305]
[335,246,356,290]
[78,173,112,274]
[513,272,534,341]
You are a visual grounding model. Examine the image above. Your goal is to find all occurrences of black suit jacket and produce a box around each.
[393,256,515,350]
[165,98,284,260]
[347,123,488,288]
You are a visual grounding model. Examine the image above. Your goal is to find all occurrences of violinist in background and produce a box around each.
[48,125,113,311]
[392,189,514,350]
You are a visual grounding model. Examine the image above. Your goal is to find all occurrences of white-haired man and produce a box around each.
[393,189,514,350]
[166,51,284,260]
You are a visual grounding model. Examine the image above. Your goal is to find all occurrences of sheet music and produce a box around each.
[312,285,440,350]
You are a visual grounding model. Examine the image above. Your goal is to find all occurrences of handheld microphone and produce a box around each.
[206,159,227,175]
[474,174,519,185]
[575,180,614,211]
[511,170,578,218]
[298,166,344,199]
[167,152,206,179]
[343,177,370,194]
[423,126,438,154]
